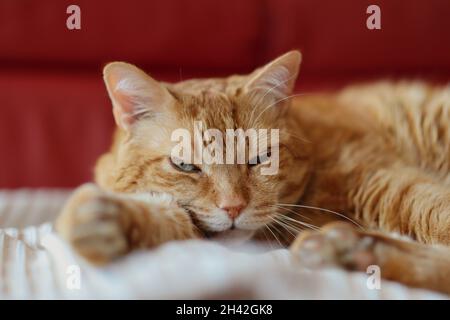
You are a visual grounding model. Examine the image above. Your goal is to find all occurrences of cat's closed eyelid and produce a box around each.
[168,157,201,173]
[248,150,273,167]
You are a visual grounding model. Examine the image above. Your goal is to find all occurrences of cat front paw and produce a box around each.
[56,184,129,264]
[290,222,378,271]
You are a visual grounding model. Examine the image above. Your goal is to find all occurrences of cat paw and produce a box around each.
[56,184,128,264]
[290,222,378,271]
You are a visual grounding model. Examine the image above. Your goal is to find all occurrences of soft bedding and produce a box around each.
[0,189,446,299]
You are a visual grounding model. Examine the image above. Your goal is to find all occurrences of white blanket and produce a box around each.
[0,189,446,299]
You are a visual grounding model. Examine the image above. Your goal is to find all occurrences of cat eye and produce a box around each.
[169,157,201,173]
[248,151,272,167]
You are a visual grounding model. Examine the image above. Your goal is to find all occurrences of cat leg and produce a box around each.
[56,184,200,264]
[349,165,450,245]
[291,222,450,295]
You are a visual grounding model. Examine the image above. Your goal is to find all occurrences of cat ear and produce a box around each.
[103,62,175,131]
[245,50,301,101]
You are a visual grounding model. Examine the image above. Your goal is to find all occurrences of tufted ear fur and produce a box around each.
[103,62,175,131]
[245,50,301,102]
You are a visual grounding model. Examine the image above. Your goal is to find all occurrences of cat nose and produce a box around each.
[223,205,245,220]
[218,197,247,220]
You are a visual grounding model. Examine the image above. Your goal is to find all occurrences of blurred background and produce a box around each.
[0,0,449,188]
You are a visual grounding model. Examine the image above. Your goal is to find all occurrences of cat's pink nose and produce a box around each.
[223,205,245,220]
[218,196,247,220]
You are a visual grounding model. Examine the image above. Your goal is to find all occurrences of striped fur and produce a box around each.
[56,51,450,294]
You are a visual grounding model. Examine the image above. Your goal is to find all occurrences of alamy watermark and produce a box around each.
[66,5,81,30]
[171,121,280,175]
[66,264,81,290]
[366,265,381,290]
[366,5,381,30]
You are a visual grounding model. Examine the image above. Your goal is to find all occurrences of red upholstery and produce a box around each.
[0,0,262,70]
[265,0,450,75]
[1,0,449,187]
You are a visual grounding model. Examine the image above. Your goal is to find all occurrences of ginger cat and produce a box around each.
[56,51,450,295]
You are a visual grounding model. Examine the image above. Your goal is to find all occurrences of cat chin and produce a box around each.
[211,229,255,244]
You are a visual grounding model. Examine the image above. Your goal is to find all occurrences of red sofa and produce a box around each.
[1,0,449,188]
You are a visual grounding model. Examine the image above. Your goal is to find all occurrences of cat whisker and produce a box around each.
[277,220,315,233]
[283,130,311,144]
[270,205,313,221]
[270,216,301,237]
[269,219,294,243]
[250,74,300,123]
[265,224,284,248]
[276,203,364,229]
[279,211,320,226]
[259,74,299,104]
[252,92,311,126]
[261,228,276,250]
[268,221,284,240]
[276,214,321,231]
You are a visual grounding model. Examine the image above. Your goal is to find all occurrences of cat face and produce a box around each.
[98,51,311,238]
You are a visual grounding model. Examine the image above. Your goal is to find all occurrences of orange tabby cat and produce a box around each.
[56,51,450,294]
